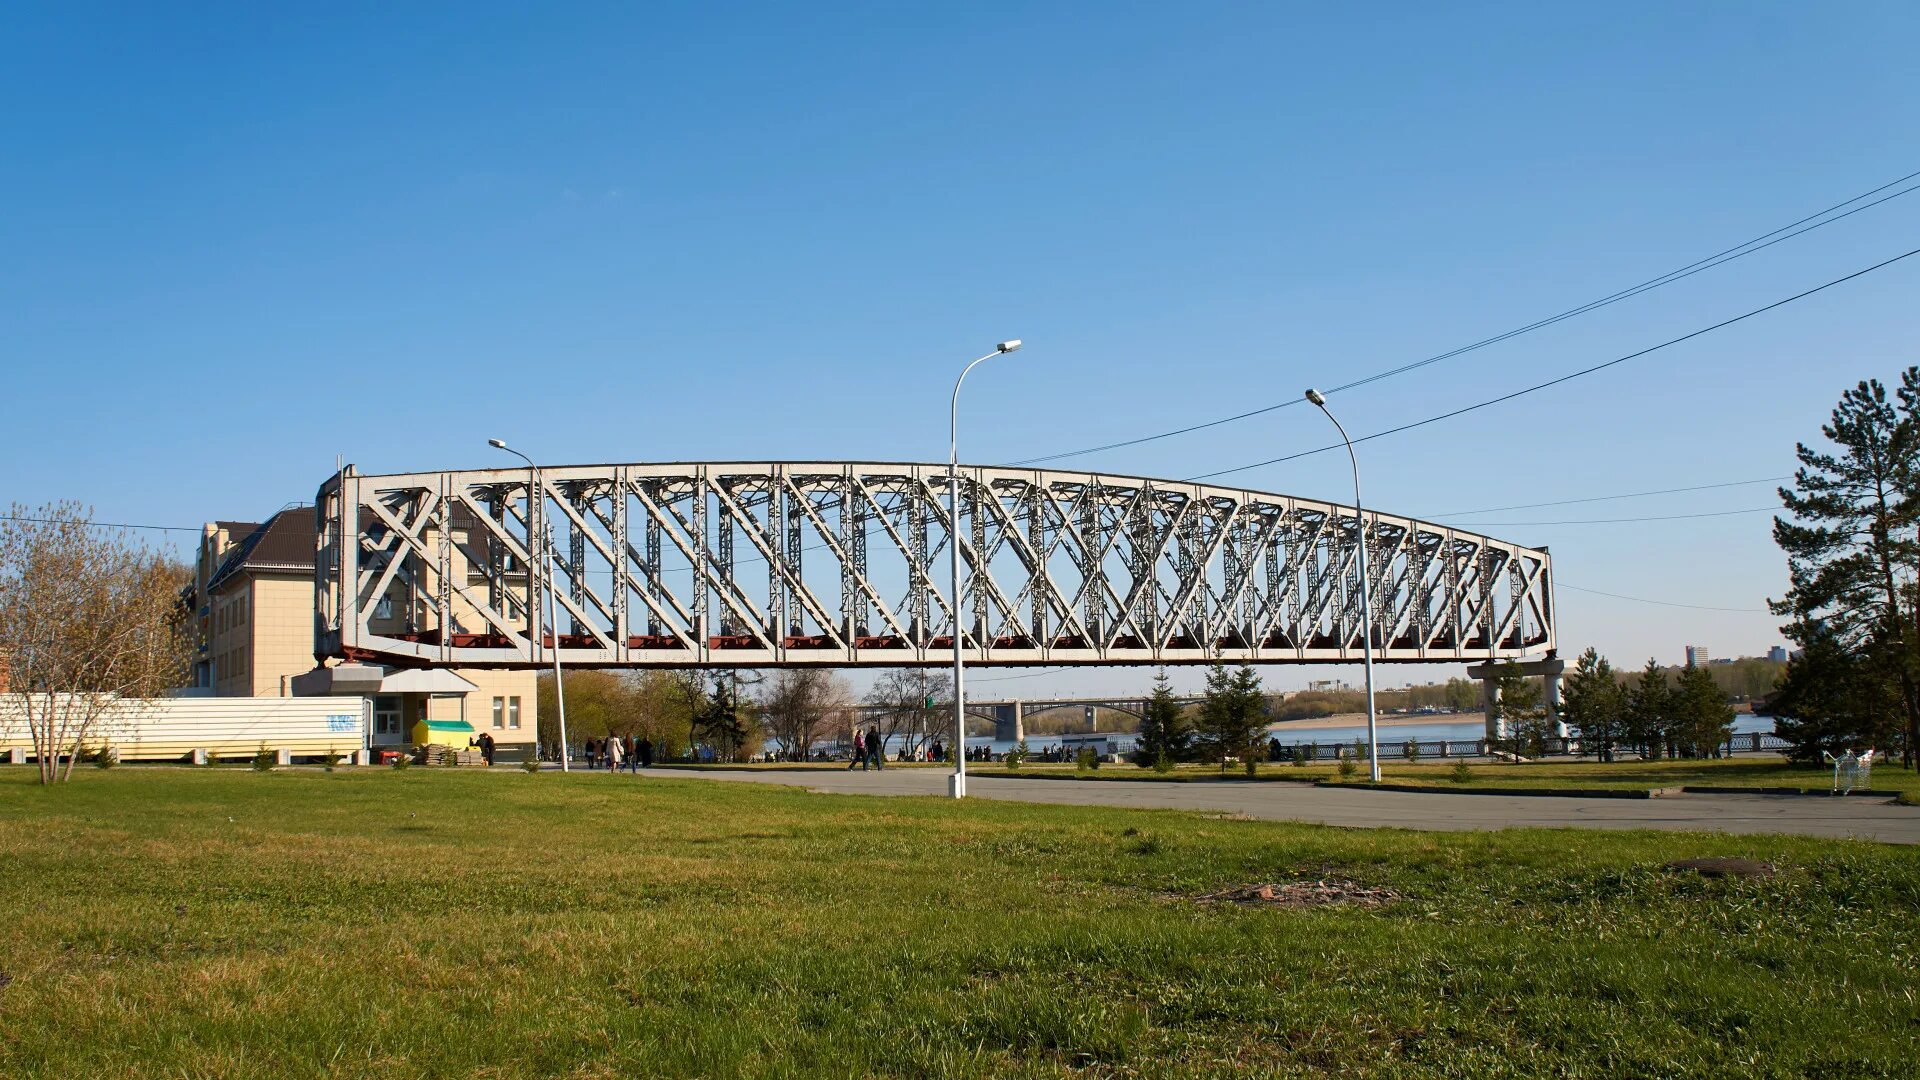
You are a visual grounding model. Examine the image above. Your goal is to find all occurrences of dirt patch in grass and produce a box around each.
[1189,879,1403,909]
[1663,856,1776,879]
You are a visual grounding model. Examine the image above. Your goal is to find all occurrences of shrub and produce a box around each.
[1402,739,1420,763]
[1291,750,1306,768]
[1450,759,1472,784]
[1304,741,1318,763]
[92,746,116,769]
[322,752,344,773]
[1005,741,1028,770]
[390,754,412,771]
[1337,756,1357,779]
[1075,747,1099,772]
[251,745,275,772]
[1243,757,1258,778]
[520,755,541,774]
[1352,738,1367,764]
[1152,752,1174,774]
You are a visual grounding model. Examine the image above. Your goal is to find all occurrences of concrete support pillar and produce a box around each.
[189,748,208,766]
[1545,669,1566,738]
[274,748,292,767]
[353,748,372,766]
[3,747,22,765]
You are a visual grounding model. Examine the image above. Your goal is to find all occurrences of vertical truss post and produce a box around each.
[612,473,630,656]
[568,489,586,637]
[969,476,988,644]
[784,477,805,637]
[1027,485,1047,645]
[910,490,930,640]
[692,473,708,648]
[1080,485,1104,644]
[645,505,662,638]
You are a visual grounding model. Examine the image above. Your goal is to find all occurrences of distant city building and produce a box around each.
[1684,645,1710,669]
[1768,645,1788,663]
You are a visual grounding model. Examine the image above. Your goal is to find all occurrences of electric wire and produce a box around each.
[1434,506,1777,527]
[1555,581,1768,613]
[1424,476,1790,518]
[1009,169,1920,468]
[1184,244,1920,482]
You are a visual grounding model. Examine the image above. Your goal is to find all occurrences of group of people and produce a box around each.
[584,734,656,771]
[847,728,888,770]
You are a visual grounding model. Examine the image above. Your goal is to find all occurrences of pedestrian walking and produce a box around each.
[605,734,625,772]
[478,731,496,767]
[867,727,885,770]
[625,735,640,773]
[849,729,864,770]
[638,736,654,768]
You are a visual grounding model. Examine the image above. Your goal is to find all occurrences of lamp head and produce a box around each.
[1304,388,1327,407]
[488,438,508,450]
[996,339,1023,354]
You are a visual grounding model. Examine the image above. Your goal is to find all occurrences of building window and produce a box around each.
[492,697,504,730]
[508,697,521,729]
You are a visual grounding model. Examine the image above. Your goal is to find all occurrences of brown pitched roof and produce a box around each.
[206,509,314,590]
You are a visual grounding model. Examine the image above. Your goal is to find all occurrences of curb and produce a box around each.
[1313,781,1676,800]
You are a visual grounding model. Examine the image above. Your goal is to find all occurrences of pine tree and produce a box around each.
[1560,647,1625,760]
[1491,660,1550,758]
[1671,665,1735,758]
[1196,663,1267,769]
[1769,624,1902,761]
[1133,668,1190,766]
[1626,659,1670,759]
[1773,369,1920,766]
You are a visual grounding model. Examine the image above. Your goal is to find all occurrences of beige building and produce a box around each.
[188,510,539,760]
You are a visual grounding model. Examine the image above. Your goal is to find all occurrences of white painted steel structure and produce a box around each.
[314,462,1554,669]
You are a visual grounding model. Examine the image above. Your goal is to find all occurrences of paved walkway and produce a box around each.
[637,767,1920,844]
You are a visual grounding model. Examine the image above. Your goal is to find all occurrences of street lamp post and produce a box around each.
[948,339,1023,799]
[489,439,570,772]
[1304,390,1381,782]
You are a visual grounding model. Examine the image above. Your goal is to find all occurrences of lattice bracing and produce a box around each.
[314,463,1553,668]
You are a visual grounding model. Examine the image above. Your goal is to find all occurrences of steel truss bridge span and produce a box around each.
[314,462,1553,669]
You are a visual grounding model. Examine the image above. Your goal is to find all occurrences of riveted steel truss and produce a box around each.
[314,462,1553,668]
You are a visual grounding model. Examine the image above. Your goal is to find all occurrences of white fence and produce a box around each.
[0,695,370,763]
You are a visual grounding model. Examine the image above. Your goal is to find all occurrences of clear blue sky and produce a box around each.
[5,3,1918,696]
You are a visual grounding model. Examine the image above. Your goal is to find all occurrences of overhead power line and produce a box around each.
[1186,244,1920,482]
[1010,168,1920,468]
[0,514,199,534]
[1427,476,1790,519]
[1438,506,1777,527]
[1556,581,1769,614]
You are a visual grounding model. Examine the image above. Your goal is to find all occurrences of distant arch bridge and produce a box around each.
[314,461,1553,669]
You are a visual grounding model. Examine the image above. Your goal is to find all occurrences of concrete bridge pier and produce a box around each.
[993,702,1024,744]
[1465,656,1566,742]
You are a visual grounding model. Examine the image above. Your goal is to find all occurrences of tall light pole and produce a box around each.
[1304,390,1381,782]
[949,339,1023,799]
[489,439,570,772]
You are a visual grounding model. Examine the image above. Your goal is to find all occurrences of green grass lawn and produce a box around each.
[976,756,1920,795]
[2,768,1917,1078]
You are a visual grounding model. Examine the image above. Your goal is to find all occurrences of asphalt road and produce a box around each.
[632,766,1920,844]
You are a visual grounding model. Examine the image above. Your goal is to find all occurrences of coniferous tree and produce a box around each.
[1196,663,1267,769]
[1491,660,1550,758]
[1560,647,1626,760]
[1769,624,1904,761]
[1671,665,1736,758]
[1773,369,1920,766]
[1626,659,1671,759]
[1133,668,1191,766]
